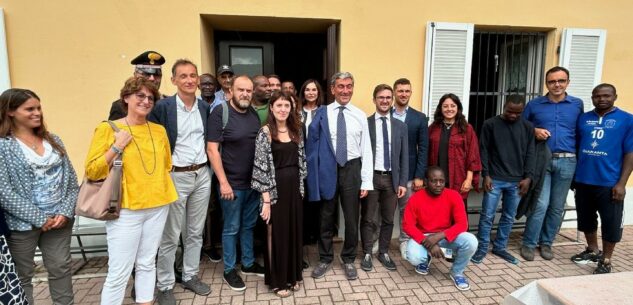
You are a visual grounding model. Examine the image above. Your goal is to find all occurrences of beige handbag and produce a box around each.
[75,121,123,220]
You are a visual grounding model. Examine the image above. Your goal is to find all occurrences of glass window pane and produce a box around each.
[230,47,263,76]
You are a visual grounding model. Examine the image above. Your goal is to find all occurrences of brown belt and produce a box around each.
[172,163,207,172]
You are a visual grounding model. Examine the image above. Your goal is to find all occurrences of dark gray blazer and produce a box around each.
[368,113,409,192]
[148,94,210,154]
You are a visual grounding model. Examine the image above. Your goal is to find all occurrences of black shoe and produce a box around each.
[343,263,358,280]
[593,259,612,274]
[223,269,246,291]
[182,275,211,296]
[311,262,330,279]
[571,248,602,265]
[377,253,397,271]
[302,260,309,270]
[156,289,176,305]
[202,248,222,263]
[492,249,519,265]
[241,262,265,277]
[360,254,373,271]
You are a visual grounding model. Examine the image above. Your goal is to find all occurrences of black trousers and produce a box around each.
[318,158,362,264]
[360,173,397,255]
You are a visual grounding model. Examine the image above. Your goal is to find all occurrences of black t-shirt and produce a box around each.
[207,103,261,190]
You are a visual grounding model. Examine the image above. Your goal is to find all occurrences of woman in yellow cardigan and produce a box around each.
[84,77,177,305]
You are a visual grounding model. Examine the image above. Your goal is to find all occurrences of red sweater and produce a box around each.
[402,188,468,243]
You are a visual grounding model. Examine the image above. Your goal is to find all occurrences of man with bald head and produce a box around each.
[207,75,264,291]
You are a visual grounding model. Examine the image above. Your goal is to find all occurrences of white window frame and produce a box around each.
[422,22,474,117]
[559,28,607,109]
[0,8,9,92]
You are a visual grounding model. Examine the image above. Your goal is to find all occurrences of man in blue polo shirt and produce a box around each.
[571,83,633,274]
[520,66,584,261]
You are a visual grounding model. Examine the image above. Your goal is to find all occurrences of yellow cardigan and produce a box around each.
[84,121,178,210]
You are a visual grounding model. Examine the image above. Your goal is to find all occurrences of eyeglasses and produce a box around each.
[134,93,155,102]
[546,79,568,85]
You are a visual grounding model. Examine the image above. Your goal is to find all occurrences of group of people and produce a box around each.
[0,48,630,304]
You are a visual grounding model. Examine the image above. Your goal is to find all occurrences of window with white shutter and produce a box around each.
[559,28,607,110]
[0,8,9,92]
[422,22,474,117]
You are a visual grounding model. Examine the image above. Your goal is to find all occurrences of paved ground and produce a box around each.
[31,227,633,305]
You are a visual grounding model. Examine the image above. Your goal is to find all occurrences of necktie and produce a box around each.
[381,117,390,171]
[336,106,347,166]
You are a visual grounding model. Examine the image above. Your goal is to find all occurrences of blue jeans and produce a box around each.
[477,179,520,252]
[219,188,260,272]
[522,157,576,248]
[404,232,477,276]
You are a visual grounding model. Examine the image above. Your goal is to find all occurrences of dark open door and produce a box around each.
[325,22,339,104]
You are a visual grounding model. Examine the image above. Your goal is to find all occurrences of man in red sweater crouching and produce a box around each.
[402,166,478,290]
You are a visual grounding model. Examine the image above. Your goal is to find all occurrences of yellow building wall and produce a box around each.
[1,0,632,176]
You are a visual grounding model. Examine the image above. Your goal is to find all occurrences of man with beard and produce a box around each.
[252,75,272,125]
[391,78,428,255]
[281,81,296,95]
[108,50,166,120]
[207,75,264,291]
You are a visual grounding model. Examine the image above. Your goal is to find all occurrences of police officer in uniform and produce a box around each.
[108,50,166,120]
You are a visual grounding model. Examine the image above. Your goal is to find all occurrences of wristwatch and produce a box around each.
[110,145,123,155]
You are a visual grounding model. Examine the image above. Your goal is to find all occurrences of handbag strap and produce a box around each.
[105,120,123,212]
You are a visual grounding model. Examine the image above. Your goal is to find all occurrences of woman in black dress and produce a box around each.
[252,91,307,298]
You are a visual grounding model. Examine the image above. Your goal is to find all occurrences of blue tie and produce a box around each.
[336,106,347,166]
[381,117,390,171]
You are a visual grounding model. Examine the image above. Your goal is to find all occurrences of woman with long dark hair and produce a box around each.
[0,88,79,305]
[299,79,324,131]
[252,91,307,298]
[428,93,481,209]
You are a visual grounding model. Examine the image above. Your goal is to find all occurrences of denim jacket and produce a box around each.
[0,135,79,231]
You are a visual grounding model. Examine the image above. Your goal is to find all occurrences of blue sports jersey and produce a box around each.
[575,107,633,187]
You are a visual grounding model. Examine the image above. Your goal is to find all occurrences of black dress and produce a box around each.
[265,140,303,290]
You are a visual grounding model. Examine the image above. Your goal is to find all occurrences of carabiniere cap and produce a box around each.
[131,51,165,76]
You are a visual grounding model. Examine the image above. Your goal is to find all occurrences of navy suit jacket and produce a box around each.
[306,106,337,201]
[394,107,428,181]
[368,114,409,192]
[148,95,210,154]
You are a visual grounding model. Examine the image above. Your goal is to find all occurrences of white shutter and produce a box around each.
[0,9,9,92]
[422,22,474,117]
[559,28,607,110]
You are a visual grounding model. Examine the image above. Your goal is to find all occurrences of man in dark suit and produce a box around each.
[360,84,408,272]
[149,59,212,304]
[109,50,167,120]
[391,78,428,255]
